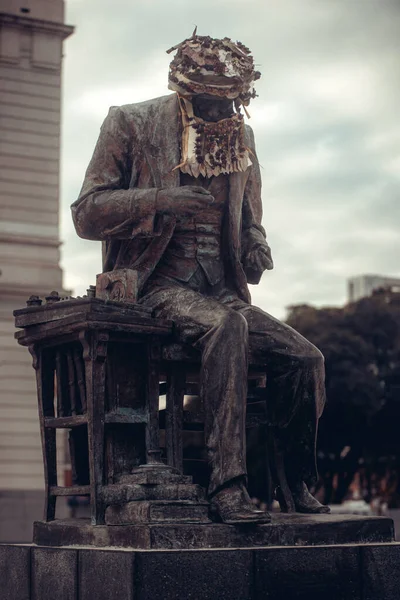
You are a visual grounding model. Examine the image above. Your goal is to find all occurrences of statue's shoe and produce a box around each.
[291,482,330,514]
[210,483,271,525]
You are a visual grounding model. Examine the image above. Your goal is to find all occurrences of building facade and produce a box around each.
[348,275,400,303]
[0,0,73,541]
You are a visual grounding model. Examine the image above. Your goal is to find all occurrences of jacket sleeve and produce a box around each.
[241,125,273,284]
[71,106,158,241]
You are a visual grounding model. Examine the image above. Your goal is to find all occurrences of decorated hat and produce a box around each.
[167,31,261,106]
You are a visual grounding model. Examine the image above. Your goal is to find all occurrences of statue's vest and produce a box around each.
[154,174,228,286]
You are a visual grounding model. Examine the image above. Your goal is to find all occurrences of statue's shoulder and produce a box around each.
[244,122,255,141]
[113,94,178,122]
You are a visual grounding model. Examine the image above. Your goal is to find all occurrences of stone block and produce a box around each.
[255,545,361,600]
[135,549,253,600]
[33,513,395,550]
[104,482,205,503]
[0,490,42,543]
[96,269,138,303]
[106,500,210,525]
[0,545,30,600]
[361,543,400,600]
[33,519,152,548]
[3,541,400,600]
[79,549,134,600]
[31,547,77,600]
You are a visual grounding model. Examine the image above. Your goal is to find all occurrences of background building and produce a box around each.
[348,275,400,303]
[0,0,73,541]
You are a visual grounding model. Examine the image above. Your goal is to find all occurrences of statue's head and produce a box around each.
[166,33,261,108]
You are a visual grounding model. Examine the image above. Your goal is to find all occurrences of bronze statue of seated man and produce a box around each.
[72,33,329,524]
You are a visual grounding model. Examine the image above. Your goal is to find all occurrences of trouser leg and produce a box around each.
[141,282,326,496]
[196,311,249,496]
[140,285,248,496]
[265,351,325,487]
[236,304,326,488]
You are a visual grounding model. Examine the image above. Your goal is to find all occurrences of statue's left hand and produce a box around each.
[246,245,274,272]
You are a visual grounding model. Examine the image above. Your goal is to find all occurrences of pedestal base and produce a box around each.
[33,512,394,549]
[105,499,211,525]
[2,539,400,600]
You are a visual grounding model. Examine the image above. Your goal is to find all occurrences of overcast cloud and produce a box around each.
[60,0,400,319]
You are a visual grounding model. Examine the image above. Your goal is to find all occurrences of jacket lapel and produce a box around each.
[147,94,181,189]
[226,170,251,303]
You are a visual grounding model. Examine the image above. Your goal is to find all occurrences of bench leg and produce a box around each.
[268,428,296,513]
[166,366,185,473]
[145,344,163,465]
[30,345,57,521]
[80,331,108,525]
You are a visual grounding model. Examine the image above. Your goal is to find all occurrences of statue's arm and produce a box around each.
[71,107,158,241]
[241,126,273,284]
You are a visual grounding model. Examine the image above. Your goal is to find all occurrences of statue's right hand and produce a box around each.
[157,186,215,217]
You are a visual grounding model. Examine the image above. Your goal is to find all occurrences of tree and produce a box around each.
[286,289,400,504]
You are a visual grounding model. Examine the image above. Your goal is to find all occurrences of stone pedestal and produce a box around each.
[1,537,400,600]
[9,296,400,599]
[32,512,394,550]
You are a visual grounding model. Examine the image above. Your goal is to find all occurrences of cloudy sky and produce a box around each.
[60,0,400,319]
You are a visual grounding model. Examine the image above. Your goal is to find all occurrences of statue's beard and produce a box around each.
[175,96,252,179]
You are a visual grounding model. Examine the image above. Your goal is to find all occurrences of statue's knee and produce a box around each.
[286,338,324,369]
[220,310,248,338]
[299,344,324,368]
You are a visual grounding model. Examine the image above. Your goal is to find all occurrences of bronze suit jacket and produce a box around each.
[71,93,269,303]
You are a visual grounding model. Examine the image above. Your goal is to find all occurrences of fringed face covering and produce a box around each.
[176,96,252,178]
[167,33,261,178]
